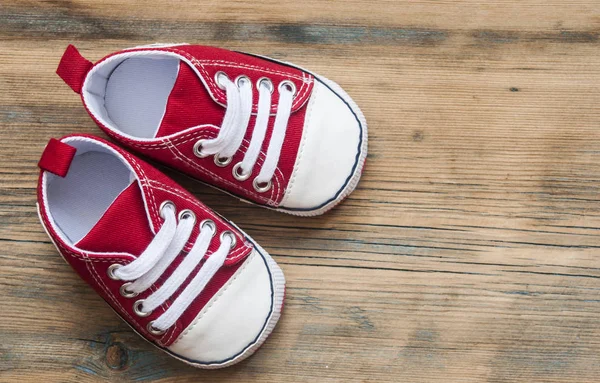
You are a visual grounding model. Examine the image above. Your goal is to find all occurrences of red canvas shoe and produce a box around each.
[36,135,285,368]
[56,43,367,216]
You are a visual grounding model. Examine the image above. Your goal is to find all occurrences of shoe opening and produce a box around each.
[82,53,180,139]
[43,138,135,244]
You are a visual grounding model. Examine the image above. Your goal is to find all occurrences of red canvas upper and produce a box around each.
[75,182,154,255]
[155,61,223,137]
[57,44,314,207]
[37,135,253,347]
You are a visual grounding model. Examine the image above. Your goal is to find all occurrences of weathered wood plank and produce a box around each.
[1,0,600,382]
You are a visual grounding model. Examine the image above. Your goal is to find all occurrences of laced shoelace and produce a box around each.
[193,72,296,193]
[106,201,235,334]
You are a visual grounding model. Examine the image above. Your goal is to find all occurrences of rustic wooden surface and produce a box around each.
[2,1,600,382]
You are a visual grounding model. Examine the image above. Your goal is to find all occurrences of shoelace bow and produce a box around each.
[194,73,296,193]
[108,202,234,333]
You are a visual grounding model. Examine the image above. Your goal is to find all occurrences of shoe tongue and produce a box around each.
[154,61,224,138]
[75,182,154,256]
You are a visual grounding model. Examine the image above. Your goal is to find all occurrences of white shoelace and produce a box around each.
[109,202,234,333]
[195,73,296,192]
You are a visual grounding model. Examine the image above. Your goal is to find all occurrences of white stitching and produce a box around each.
[198,61,306,80]
[161,47,312,113]
[86,257,149,336]
[85,257,176,346]
[121,129,284,203]
[163,133,284,204]
[122,151,160,232]
[53,239,132,262]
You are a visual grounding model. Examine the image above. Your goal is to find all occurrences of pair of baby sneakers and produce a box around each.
[37,44,368,368]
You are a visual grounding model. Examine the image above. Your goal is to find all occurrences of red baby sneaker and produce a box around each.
[56,43,367,216]
[37,135,285,368]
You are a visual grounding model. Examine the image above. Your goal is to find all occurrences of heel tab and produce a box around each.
[56,44,93,94]
[38,138,77,177]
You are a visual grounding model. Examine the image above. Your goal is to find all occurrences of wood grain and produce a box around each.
[1,1,600,382]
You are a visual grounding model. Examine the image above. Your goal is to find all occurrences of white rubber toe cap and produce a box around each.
[280,78,363,211]
[167,247,280,367]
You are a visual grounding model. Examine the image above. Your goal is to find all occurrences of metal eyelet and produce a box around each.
[200,219,217,237]
[278,80,297,96]
[193,139,209,158]
[232,162,251,181]
[214,71,228,89]
[178,209,196,223]
[235,75,252,89]
[220,230,237,249]
[120,282,138,298]
[214,154,232,167]
[147,321,166,336]
[107,264,122,280]
[133,299,151,317]
[159,200,175,219]
[253,178,272,193]
[256,77,274,93]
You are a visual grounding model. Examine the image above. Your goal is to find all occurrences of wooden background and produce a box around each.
[2,1,600,382]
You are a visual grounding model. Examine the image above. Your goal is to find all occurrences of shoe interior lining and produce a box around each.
[83,54,180,139]
[46,142,134,244]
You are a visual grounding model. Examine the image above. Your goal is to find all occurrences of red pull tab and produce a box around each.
[56,44,93,94]
[38,138,77,177]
